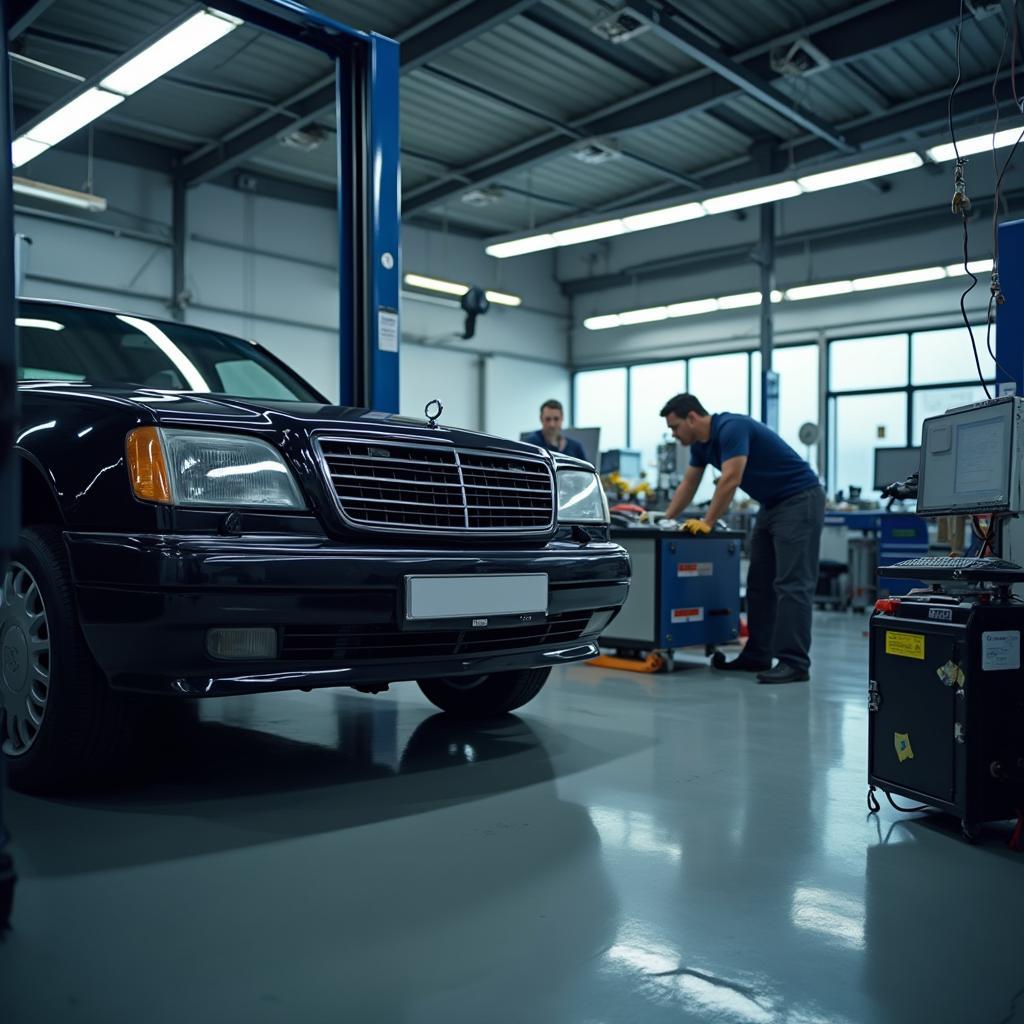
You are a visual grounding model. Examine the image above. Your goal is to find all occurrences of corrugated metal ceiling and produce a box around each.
[10,0,1021,236]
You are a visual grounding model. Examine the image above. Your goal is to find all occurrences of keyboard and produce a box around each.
[883,555,1024,582]
[890,557,1023,571]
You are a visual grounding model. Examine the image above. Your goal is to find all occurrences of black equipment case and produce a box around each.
[868,590,1024,840]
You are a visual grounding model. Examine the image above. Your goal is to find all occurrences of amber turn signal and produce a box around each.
[126,426,172,503]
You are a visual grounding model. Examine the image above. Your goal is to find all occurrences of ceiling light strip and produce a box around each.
[584,263,973,330]
[11,8,242,169]
[487,130,1021,260]
[403,273,523,307]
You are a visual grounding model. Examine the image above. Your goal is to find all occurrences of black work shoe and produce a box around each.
[711,650,772,673]
[756,663,809,684]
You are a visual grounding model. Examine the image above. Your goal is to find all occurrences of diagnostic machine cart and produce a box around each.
[869,396,1024,842]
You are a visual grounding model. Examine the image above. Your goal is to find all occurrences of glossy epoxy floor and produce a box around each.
[3,614,1023,1024]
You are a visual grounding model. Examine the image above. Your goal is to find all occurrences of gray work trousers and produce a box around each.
[745,486,826,672]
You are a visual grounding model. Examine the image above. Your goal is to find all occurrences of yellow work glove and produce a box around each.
[681,518,712,535]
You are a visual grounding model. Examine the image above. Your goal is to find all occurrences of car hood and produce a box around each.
[17,381,552,459]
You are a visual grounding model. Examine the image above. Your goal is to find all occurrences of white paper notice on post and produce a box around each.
[981,630,1021,671]
[378,308,399,352]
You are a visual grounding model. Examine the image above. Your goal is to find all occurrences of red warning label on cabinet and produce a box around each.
[671,607,705,623]
[677,562,713,577]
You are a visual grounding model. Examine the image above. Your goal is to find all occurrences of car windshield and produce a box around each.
[16,302,323,403]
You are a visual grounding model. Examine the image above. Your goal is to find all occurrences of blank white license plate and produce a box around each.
[405,574,548,621]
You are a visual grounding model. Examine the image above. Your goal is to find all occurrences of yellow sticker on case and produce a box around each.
[886,631,925,660]
[894,732,914,762]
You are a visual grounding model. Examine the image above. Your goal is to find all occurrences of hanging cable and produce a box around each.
[949,0,992,398]
[885,791,929,814]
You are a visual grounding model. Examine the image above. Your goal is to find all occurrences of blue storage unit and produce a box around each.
[603,529,742,653]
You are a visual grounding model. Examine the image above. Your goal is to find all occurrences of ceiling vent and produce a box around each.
[571,139,622,165]
[590,6,651,44]
[770,38,831,76]
[460,186,504,207]
[279,125,328,152]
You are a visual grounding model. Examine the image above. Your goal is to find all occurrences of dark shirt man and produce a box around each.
[661,393,824,685]
[525,399,587,461]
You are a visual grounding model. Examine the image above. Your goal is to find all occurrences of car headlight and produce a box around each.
[126,427,305,509]
[557,469,609,524]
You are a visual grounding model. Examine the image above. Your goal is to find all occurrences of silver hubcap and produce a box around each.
[1,562,51,756]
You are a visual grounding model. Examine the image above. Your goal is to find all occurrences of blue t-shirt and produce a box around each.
[524,429,587,462]
[689,413,819,506]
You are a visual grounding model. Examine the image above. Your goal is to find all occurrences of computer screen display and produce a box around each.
[600,448,642,479]
[917,397,1016,514]
[873,447,920,491]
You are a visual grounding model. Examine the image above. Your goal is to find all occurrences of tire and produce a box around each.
[1,527,132,793]
[417,667,551,718]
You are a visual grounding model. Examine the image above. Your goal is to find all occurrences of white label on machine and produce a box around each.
[406,574,547,620]
[981,630,1021,671]
[677,562,713,578]
[671,606,704,624]
[378,308,399,352]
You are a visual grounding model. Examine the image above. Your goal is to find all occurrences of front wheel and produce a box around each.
[417,667,551,717]
[1,527,130,793]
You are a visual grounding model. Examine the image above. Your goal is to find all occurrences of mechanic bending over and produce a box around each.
[660,393,825,685]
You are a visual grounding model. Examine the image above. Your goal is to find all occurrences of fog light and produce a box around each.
[207,627,277,660]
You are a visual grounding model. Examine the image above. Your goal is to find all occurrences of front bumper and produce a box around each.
[65,532,629,696]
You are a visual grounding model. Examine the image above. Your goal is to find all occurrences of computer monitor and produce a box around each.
[873,447,920,491]
[600,448,642,479]
[518,426,600,465]
[563,427,599,465]
[917,396,1020,515]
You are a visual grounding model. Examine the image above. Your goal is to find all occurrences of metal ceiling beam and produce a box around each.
[635,0,851,152]
[181,0,537,186]
[404,0,963,214]
[5,0,57,40]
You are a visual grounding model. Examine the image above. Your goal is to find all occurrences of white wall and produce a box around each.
[13,152,571,420]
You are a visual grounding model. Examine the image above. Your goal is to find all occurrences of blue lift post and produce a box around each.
[184,0,401,411]
[996,218,1024,395]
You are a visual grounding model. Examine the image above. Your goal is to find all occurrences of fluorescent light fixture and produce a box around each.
[485,290,522,307]
[852,266,946,291]
[785,280,854,301]
[583,314,622,331]
[19,86,123,153]
[702,180,802,214]
[485,234,557,258]
[16,318,65,331]
[582,256,980,330]
[403,273,523,307]
[117,315,210,392]
[945,258,995,276]
[11,138,49,168]
[716,291,763,310]
[13,176,107,211]
[667,298,719,318]
[621,202,705,231]
[403,273,468,296]
[551,219,625,245]
[797,152,923,191]
[11,9,242,169]
[100,9,242,97]
[927,126,1024,162]
[618,306,668,325]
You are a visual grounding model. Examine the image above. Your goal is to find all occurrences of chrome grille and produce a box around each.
[316,437,555,534]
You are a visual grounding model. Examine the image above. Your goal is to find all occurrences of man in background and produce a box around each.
[660,393,824,684]
[524,399,586,460]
